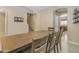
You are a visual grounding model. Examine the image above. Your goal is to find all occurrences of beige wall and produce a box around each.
[34,12,40,31]
[39,8,53,30]
[0,12,5,33]
[67,6,79,52]
[68,7,79,43]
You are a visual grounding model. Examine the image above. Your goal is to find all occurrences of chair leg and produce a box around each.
[48,42,52,53]
[45,41,49,53]
[59,40,62,51]
[46,38,52,53]
[56,44,59,53]
[32,40,35,53]
[54,46,56,53]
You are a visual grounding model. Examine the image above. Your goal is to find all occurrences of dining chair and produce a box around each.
[48,27,54,38]
[46,32,56,53]
[31,35,49,53]
[46,27,64,53]
[59,27,64,51]
[55,28,64,53]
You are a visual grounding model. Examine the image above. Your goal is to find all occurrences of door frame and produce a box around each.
[0,9,8,34]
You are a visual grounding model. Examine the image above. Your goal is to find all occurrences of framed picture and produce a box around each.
[14,16,24,22]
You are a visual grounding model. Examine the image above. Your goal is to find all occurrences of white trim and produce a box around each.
[69,41,79,46]
[0,9,8,34]
[5,11,8,34]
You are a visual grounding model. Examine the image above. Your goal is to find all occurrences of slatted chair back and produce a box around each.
[46,32,56,53]
[55,27,64,53]
[48,27,54,31]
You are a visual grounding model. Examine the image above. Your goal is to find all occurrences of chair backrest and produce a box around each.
[46,28,64,53]
[55,27,64,44]
[48,27,54,31]
[32,35,49,53]
[59,27,64,41]
[46,33,55,52]
[48,27,55,41]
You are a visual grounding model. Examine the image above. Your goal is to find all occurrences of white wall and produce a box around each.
[0,6,32,35]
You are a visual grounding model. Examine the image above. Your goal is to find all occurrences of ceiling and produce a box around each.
[26,6,50,11]
[55,8,67,15]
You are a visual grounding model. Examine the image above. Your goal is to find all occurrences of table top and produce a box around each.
[0,30,50,53]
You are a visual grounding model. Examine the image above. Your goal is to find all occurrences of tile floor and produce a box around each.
[51,31,68,53]
[60,31,68,53]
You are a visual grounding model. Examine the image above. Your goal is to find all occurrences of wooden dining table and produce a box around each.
[0,30,51,53]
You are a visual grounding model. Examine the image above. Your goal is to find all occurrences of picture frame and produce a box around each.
[14,16,24,22]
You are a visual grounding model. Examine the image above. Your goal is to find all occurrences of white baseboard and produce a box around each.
[69,41,79,46]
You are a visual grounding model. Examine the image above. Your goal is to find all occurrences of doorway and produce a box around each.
[53,8,68,32]
[27,13,36,32]
[0,12,5,34]
[53,8,68,52]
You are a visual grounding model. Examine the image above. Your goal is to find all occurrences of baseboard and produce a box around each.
[69,41,79,46]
